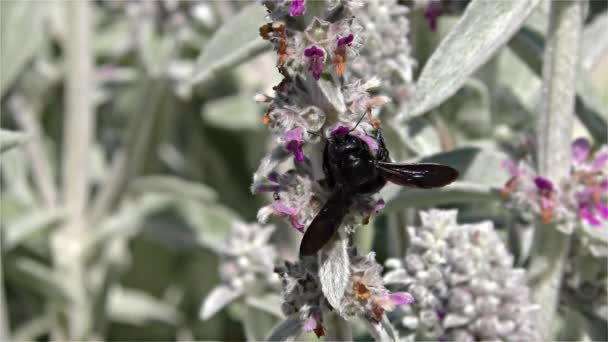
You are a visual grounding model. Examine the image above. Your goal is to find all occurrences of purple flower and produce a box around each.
[424,0,442,32]
[336,34,354,47]
[572,138,591,165]
[374,292,414,312]
[373,198,385,213]
[304,46,325,80]
[271,201,305,232]
[576,185,608,227]
[534,176,554,223]
[282,127,305,163]
[302,310,324,337]
[534,176,553,194]
[502,159,521,177]
[592,150,608,172]
[330,125,350,136]
[354,132,379,151]
[387,292,414,306]
[289,0,305,17]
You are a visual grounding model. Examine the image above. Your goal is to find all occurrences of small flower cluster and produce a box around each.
[350,0,416,104]
[216,221,279,291]
[384,210,539,341]
[276,248,413,337]
[502,138,608,233]
[342,247,414,322]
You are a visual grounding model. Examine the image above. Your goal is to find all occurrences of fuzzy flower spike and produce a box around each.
[254,0,415,338]
[502,138,607,233]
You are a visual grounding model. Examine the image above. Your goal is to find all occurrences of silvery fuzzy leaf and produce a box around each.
[0,129,29,153]
[176,201,240,252]
[362,316,400,342]
[404,0,541,118]
[395,117,442,157]
[264,316,303,342]
[108,287,181,325]
[202,93,263,131]
[442,314,472,329]
[3,208,64,250]
[1,1,48,96]
[245,294,284,318]
[251,146,291,193]
[579,223,608,257]
[581,12,608,70]
[199,285,244,321]
[508,26,607,143]
[5,257,67,301]
[315,77,346,119]
[191,3,269,85]
[319,235,350,312]
[129,175,217,203]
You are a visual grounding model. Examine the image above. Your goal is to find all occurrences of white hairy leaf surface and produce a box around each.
[405,0,541,118]
[318,235,350,312]
[199,285,243,321]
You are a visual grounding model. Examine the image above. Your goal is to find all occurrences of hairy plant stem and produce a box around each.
[528,1,584,339]
[54,1,95,339]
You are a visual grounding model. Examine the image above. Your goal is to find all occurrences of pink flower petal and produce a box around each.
[303,315,317,332]
[591,151,608,172]
[330,126,350,136]
[534,177,554,193]
[571,138,590,165]
[289,216,305,233]
[272,201,297,216]
[282,127,303,142]
[354,132,379,151]
[289,0,305,16]
[388,292,414,306]
[374,198,385,213]
[596,202,608,219]
[580,206,601,226]
[501,160,520,177]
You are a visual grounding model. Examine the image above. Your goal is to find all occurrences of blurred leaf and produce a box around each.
[581,12,608,71]
[176,200,239,251]
[199,285,243,321]
[129,175,217,203]
[202,94,261,130]
[383,181,500,212]
[3,208,64,250]
[245,294,284,319]
[405,0,541,118]
[107,286,181,325]
[192,3,269,85]
[5,257,68,301]
[0,1,48,96]
[0,129,29,153]
[319,236,349,312]
[264,316,303,342]
[398,117,442,157]
[508,28,608,142]
[12,314,51,342]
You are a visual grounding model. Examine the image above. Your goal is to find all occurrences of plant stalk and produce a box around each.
[55,1,95,339]
[528,1,584,339]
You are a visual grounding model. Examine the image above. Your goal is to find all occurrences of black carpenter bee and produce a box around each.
[299,127,459,256]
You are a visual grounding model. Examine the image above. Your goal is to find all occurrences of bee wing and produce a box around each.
[299,186,352,256]
[377,162,458,188]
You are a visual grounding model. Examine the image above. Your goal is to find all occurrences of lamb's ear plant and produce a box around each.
[1,0,607,341]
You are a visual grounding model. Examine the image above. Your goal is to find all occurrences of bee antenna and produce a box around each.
[351,112,367,132]
[307,130,321,137]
